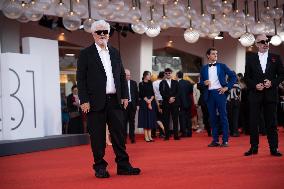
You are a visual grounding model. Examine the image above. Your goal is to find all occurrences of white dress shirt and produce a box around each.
[153,79,163,101]
[208,61,222,90]
[166,79,171,88]
[95,43,116,94]
[127,80,132,102]
[258,51,268,73]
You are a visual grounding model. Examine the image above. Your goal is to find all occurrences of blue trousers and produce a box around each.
[206,90,229,143]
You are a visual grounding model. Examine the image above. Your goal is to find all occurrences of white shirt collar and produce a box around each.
[258,51,268,57]
[95,43,109,53]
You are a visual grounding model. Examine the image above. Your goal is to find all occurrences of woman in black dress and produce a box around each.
[138,71,157,142]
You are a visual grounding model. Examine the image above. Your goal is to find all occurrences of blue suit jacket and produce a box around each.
[199,62,237,102]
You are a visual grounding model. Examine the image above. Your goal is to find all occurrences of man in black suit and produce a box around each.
[176,71,193,137]
[124,69,139,143]
[76,20,141,178]
[244,34,284,157]
[159,68,180,140]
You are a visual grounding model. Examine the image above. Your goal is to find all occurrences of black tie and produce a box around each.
[209,63,216,67]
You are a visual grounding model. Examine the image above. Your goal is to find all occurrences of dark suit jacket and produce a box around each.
[244,53,284,103]
[128,80,139,108]
[178,79,193,109]
[199,62,237,102]
[159,79,180,107]
[76,43,128,111]
[67,94,79,113]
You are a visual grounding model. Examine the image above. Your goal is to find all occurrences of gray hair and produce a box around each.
[91,20,110,33]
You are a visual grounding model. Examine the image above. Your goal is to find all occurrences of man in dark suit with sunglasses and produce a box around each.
[77,20,141,178]
[159,68,180,140]
[244,34,284,157]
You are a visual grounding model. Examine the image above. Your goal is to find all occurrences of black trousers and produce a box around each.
[277,101,284,126]
[123,102,136,141]
[239,101,250,134]
[201,103,211,135]
[249,97,279,149]
[68,116,83,134]
[227,100,240,135]
[87,94,131,171]
[179,107,192,136]
[163,104,179,138]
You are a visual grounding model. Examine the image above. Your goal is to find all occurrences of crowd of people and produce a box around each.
[60,20,284,178]
[61,57,284,149]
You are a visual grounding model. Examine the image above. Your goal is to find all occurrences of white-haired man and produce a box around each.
[77,20,141,178]
[244,34,284,157]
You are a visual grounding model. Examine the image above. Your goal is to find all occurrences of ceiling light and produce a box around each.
[214,32,223,39]
[65,53,75,56]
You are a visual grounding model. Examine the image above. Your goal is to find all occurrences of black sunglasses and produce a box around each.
[257,39,270,44]
[95,30,109,35]
[165,72,172,75]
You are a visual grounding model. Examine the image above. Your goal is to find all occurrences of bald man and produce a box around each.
[244,34,284,157]
[124,69,139,143]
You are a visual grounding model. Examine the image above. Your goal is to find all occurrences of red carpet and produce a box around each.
[1,129,284,189]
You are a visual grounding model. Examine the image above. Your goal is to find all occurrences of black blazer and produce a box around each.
[177,79,193,109]
[128,80,139,108]
[244,53,284,103]
[159,79,180,107]
[76,43,128,111]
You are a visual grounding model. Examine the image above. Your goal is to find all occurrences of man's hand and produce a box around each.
[204,80,211,87]
[218,87,228,94]
[169,97,175,104]
[158,106,163,113]
[81,103,90,113]
[122,99,128,109]
[264,79,272,88]
[256,83,264,91]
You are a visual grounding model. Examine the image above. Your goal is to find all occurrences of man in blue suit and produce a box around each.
[199,48,237,147]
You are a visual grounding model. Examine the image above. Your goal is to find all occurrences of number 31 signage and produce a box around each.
[0,53,44,140]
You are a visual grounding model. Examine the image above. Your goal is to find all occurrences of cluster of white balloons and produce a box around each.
[2,0,284,46]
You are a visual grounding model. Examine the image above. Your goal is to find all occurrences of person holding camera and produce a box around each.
[244,34,284,157]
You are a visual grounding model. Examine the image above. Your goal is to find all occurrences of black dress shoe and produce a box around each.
[208,142,220,147]
[220,142,229,147]
[244,147,258,156]
[117,167,141,175]
[130,139,136,144]
[174,137,180,140]
[95,169,110,178]
[270,150,283,157]
[164,137,169,141]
